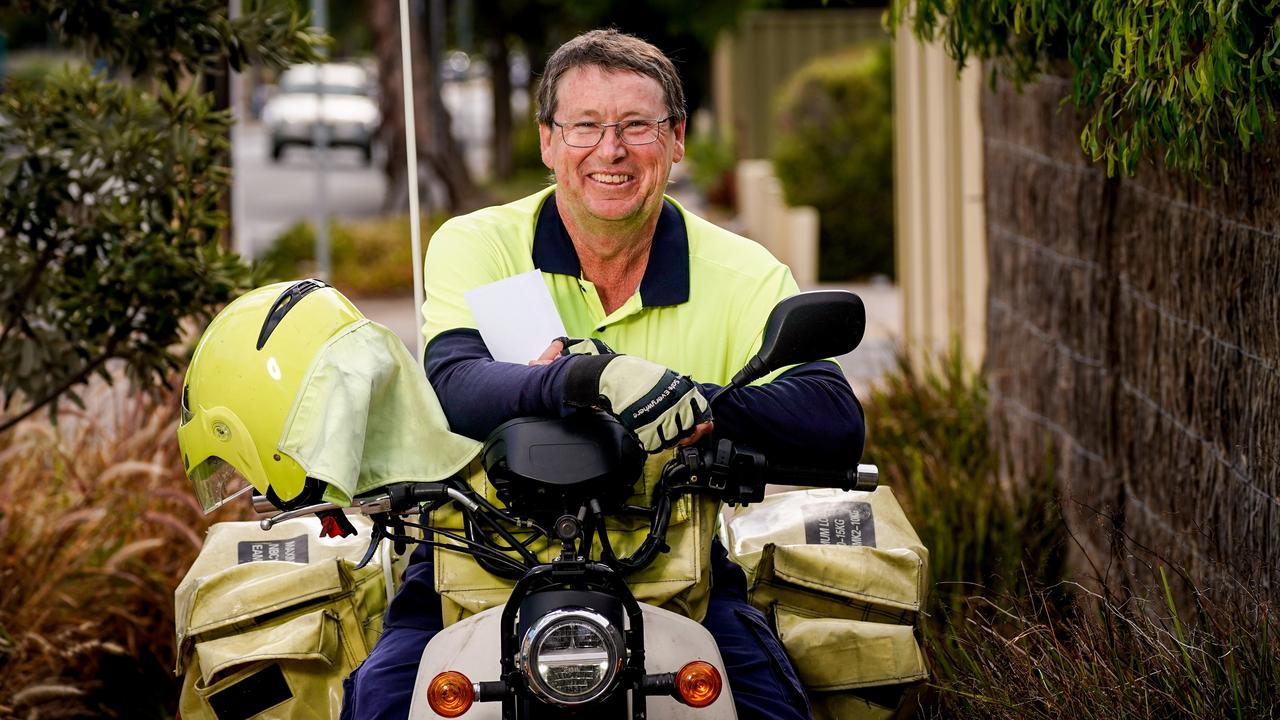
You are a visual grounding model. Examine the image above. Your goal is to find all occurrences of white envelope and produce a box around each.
[463,270,567,363]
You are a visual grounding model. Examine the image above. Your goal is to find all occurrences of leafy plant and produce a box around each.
[863,346,1065,642]
[772,43,894,280]
[0,70,251,433]
[14,0,324,87]
[887,0,1280,179]
[684,125,737,209]
[0,2,323,433]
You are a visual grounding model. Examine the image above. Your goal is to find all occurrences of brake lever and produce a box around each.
[258,493,396,530]
[355,521,387,570]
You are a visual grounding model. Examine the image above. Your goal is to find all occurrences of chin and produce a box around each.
[585,198,646,222]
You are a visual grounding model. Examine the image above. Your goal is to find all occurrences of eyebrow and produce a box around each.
[561,111,661,121]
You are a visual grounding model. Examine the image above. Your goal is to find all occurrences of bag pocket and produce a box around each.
[182,609,351,720]
[751,544,925,625]
[774,608,926,691]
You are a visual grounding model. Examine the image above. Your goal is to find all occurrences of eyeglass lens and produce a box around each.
[561,120,665,147]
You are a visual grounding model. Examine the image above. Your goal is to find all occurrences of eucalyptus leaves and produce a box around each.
[889,0,1280,180]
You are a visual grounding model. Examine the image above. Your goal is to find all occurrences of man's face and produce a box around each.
[540,65,685,230]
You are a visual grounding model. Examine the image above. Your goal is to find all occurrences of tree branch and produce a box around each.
[0,240,59,356]
[0,342,118,435]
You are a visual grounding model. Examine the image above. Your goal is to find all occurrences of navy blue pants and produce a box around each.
[341,540,811,719]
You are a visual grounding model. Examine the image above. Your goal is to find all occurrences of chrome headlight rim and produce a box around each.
[518,607,625,706]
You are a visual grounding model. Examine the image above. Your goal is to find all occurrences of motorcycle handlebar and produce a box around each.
[768,462,879,492]
[254,482,462,529]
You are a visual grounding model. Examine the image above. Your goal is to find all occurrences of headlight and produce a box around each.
[519,608,624,705]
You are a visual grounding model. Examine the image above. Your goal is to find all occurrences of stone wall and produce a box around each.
[983,73,1280,601]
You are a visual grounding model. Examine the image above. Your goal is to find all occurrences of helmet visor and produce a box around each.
[189,457,253,513]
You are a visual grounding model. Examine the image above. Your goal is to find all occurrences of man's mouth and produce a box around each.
[588,172,634,185]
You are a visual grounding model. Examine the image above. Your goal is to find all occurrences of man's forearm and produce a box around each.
[425,329,575,440]
[698,362,865,465]
[427,330,864,463]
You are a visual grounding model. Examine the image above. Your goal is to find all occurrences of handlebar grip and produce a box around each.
[386,482,451,510]
[769,462,878,492]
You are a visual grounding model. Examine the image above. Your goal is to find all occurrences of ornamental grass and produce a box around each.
[0,379,249,719]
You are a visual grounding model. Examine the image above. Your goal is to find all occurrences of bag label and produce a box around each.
[803,502,876,547]
[238,535,310,564]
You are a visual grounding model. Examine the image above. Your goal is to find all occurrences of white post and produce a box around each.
[787,206,820,288]
[311,0,331,281]
[735,159,772,242]
[399,0,426,360]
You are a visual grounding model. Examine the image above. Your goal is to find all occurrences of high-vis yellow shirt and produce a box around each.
[421,185,802,624]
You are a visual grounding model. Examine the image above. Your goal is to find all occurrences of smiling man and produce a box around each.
[340,29,864,720]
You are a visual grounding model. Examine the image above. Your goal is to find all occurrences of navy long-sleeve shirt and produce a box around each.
[425,329,864,466]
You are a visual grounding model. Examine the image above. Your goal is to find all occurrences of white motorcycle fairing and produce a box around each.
[407,603,737,719]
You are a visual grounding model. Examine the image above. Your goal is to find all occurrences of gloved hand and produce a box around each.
[557,336,614,356]
[528,336,613,366]
[564,354,710,452]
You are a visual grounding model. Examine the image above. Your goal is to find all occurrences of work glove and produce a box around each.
[564,354,710,453]
[557,336,614,356]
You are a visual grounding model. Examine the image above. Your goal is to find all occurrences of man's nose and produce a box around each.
[594,126,628,160]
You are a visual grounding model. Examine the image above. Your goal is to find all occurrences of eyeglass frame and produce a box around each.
[549,116,675,148]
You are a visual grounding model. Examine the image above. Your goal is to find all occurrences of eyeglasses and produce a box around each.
[551,117,673,148]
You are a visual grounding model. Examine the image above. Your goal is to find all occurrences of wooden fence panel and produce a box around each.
[724,9,885,160]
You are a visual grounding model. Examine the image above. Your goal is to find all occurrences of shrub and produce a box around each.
[259,213,448,296]
[0,1,322,433]
[0,69,253,434]
[888,0,1280,180]
[510,110,546,179]
[863,347,1066,643]
[773,42,894,281]
[684,126,737,209]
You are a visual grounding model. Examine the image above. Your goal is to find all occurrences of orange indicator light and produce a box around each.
[427,671,475,717]
[675,660,722,708]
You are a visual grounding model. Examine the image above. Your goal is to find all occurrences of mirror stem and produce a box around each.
[710,355,768,409]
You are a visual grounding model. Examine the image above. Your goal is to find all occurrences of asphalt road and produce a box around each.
[233,122,387,260]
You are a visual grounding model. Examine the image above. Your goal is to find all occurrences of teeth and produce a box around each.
[590,173,631,184]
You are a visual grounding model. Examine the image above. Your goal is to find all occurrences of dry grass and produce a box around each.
[924,570,1280,719]
[0,378,249,719]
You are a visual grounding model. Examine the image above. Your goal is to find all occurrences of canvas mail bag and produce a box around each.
[724,487,929,720]
[175,516,405,720]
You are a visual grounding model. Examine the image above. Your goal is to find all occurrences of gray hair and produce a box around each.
[535,29,686,126]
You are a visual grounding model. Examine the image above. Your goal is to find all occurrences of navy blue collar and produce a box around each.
[532,192,690,307]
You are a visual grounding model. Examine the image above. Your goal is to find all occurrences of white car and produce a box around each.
[262,63,380,165]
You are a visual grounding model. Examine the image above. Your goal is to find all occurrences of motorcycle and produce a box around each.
[252,290,876,719]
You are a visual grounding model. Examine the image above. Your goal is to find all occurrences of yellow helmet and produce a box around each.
[177,279,364,512]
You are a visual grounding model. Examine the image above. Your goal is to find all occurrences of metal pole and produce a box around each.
[311,0,331,281]
[400,0,426,360]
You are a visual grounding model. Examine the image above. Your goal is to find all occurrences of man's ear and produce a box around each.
[539,123,554,170]
[670,119,686,164]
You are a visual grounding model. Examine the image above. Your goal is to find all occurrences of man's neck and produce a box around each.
[559,204,661,315]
